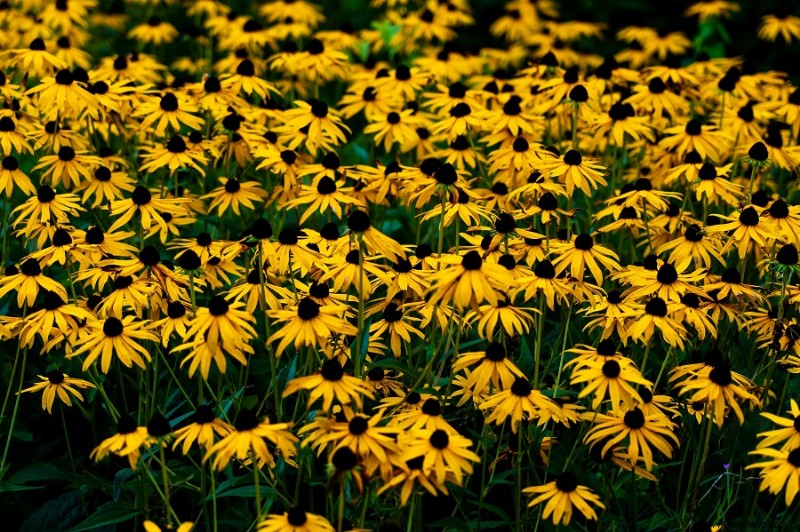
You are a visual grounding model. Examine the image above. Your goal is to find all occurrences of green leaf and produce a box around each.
[21,489,86,532]
[69,501,140,531]
[429,517,472,530]
[11,462,72,484]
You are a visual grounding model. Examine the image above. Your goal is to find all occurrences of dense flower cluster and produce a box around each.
[2,0,800,530]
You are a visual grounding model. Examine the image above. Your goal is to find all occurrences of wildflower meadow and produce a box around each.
[3,0,800,530]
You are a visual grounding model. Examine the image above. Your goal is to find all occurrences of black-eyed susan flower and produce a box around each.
[201,177,267,216]
[108,185,188,234]
[25,69,100,120]
[91,415,154,470]
[268,297,356,358]
[400,428,480,487]
[18,290,90,348]
[670,362,761,428]
[756,400,800,451]
[283,358,374,411]
[19,369,94,414]
[128,16,179,45]
[0,258,68,308]
[256,507,334,532]
[583,405,679,471]
[570,356,651,411]
[282,99,350,155]
[12,185,83,237]
[550,232,621,285]
[135,91,204,137]
[758,12,800,43]
[204,409,297,472]
[78,165,136,207]
[139,135,208,176]
[376,455,450,505]
[428,250,512,309]
[523,473,605,526]
[626,297,688,349]
[464,295,538,339]
[453,342,525,391]
[745,447,800,506]
[316,407,399,463]
[536,149,607,197]
[71,315,158,374]
[479,377,564,432]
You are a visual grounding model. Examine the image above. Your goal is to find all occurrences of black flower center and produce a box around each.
[607,290,623,305]
[789,449,800,467]
[103,317,124,337]
[208,296,229,316]
[748,141,769,161]
[434,163,457,185]
[117,415,138,434]
[538,192,558,211]
[178,250,201,271]
[310,99,328,118]
[449,102,471,118]
[383,302,403,323]
[645,298,668,317]
[236,59,255,76]
[484,342,506,361]
[166,135,187,153]
[569,84,588,102]
[348,210,371,232]
[681,293,700,308]
[320,358,344,381]
[430,429,449,449]
[512,137,529,153]
[461,250,482,270]
[555,472,579,492]
[234,409,260,431]
[367,367,385,381]
[709,366,732,386]
[332,447,357,471]
[602,360,621,378]
[574,233,593,250]
[52,228,72,247]
[55,69,73,85]
[596,339,617,356]
[250,219,272,240]
[160,93,179,112]
[47,369,65,384]
[421,398,442,416]
[309,282,330,299]
[20,258,42,276]
[287,507,308,526]
[85,226,104,245]
[167,300,186,319]
[685,120,702,136]
[534,260,555,279]
[777,244,799,265]
[147,413,171,437]
[623,408,645,429]
[563,150,582,166]
[656,263,678,284]
[278,228,299,245]
[511,377,532,397]
[192,404,216,424]
[316,176,337,195]
[721,267,741,284]
[348,416,369,435]
[296,297,320,320]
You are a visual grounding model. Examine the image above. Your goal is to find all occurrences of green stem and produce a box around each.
[1,347,28,477]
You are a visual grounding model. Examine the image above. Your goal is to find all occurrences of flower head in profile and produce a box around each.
[20,370,94,414]
[523,472,605,526]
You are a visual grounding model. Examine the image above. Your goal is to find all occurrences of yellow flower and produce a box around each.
[20,370,94,414]
[523,473,605,526]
